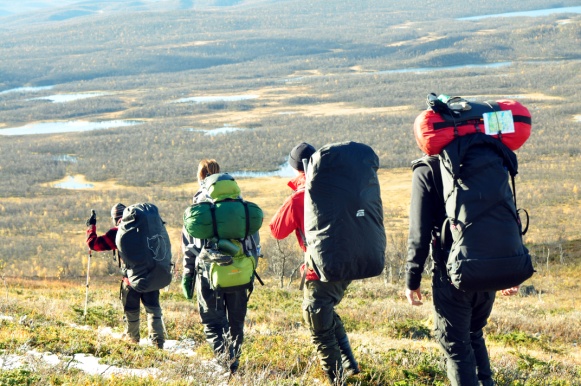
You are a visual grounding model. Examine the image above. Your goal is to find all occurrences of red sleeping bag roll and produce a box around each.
[414,99,532,156]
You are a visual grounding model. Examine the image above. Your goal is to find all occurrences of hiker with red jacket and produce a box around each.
[270,142,360,385]
[85,203,165,349]
[406,155,518,386]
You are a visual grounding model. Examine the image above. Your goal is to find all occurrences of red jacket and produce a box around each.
[86,225,118,251]
[269,173,319,280]
[86,224,131,283]
[269,173,307,251]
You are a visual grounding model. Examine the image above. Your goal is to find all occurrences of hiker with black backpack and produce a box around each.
[406,156,499,385]
[181,159,262,374]
[85,203,167,349]
[406,94,535,386]
[270,142,383,385]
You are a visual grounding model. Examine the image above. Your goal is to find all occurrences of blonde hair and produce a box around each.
[197,159,220,182]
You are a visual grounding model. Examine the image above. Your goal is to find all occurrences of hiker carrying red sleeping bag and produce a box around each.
[413,94,532,156]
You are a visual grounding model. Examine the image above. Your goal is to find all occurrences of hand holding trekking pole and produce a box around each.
[84,209,96,323]
[86,209,96,227]
[84,240,92,323]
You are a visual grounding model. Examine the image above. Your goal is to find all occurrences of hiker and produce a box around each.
[270,142,361,385]
[181,159,260,374]
[85,204,165,349]
[405,155,518,386]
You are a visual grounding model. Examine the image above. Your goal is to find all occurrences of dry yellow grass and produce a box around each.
[50,169,413,247]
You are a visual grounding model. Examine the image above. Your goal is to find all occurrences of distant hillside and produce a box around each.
[3,0,580,26]
[1,0,581,188]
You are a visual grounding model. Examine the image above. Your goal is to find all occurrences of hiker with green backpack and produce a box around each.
[85,203,171,349]
[406,94,535,385]
[181,159,263,374]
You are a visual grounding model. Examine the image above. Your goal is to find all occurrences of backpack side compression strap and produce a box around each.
[433,115,531,130]
[243,201,250,238]
[210,204,219,239]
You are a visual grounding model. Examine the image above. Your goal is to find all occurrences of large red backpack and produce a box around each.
[414,95,531,155]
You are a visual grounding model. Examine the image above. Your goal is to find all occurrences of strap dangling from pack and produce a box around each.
[210,204,219,239]
[253,271,264,286]
[297,228,308,291]
[440,218,450,254]
[243,201,250,238]
[510,174,529,235]
[518,208,530,236]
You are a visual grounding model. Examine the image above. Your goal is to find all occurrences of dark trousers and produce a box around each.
[302,279,352,383]
[433,271,496,386]
[120,280,164,346]
[196,271,248,360]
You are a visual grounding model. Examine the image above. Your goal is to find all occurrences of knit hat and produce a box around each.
[110,203,126,223]
[288,142,316,171]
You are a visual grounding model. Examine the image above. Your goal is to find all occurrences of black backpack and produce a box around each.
[437,133,535,291]
[116,203,173,292]
[304,141,386,281]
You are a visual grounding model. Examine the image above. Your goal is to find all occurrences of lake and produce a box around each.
[188,126,247,136]
[174,94,259,103]
[0,120,142,136]
[53,155,78,163]
[29,92,110,103]
[230,162,296,178]
[459,6,581,21]
[54,176,94,190]
[0,85,54,95]
[53,163,295,189]
[376,62,512,74]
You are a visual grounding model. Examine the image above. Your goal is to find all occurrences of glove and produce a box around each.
[86,209,96,227]
[182,275,195,300]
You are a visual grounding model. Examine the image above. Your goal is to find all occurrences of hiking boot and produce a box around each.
[229,357,239,374]
[338,336,360,376]
[121,333,139,344]
[147,315,165,350]
[325,367,345,386]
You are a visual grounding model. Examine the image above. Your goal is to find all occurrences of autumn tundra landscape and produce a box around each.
[1,0,581,384]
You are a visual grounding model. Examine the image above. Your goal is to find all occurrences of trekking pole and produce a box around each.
[84,248,91,323]
[83,209,95,323]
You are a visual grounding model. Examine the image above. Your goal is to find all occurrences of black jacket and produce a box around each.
[406,156,446,291]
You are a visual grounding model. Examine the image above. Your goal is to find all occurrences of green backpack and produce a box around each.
[183,173,264,293]
[183,173,264,240]
[201,239,257,293]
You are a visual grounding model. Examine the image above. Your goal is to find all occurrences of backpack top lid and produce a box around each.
[441,132,519,178]
[204,173,241,201]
